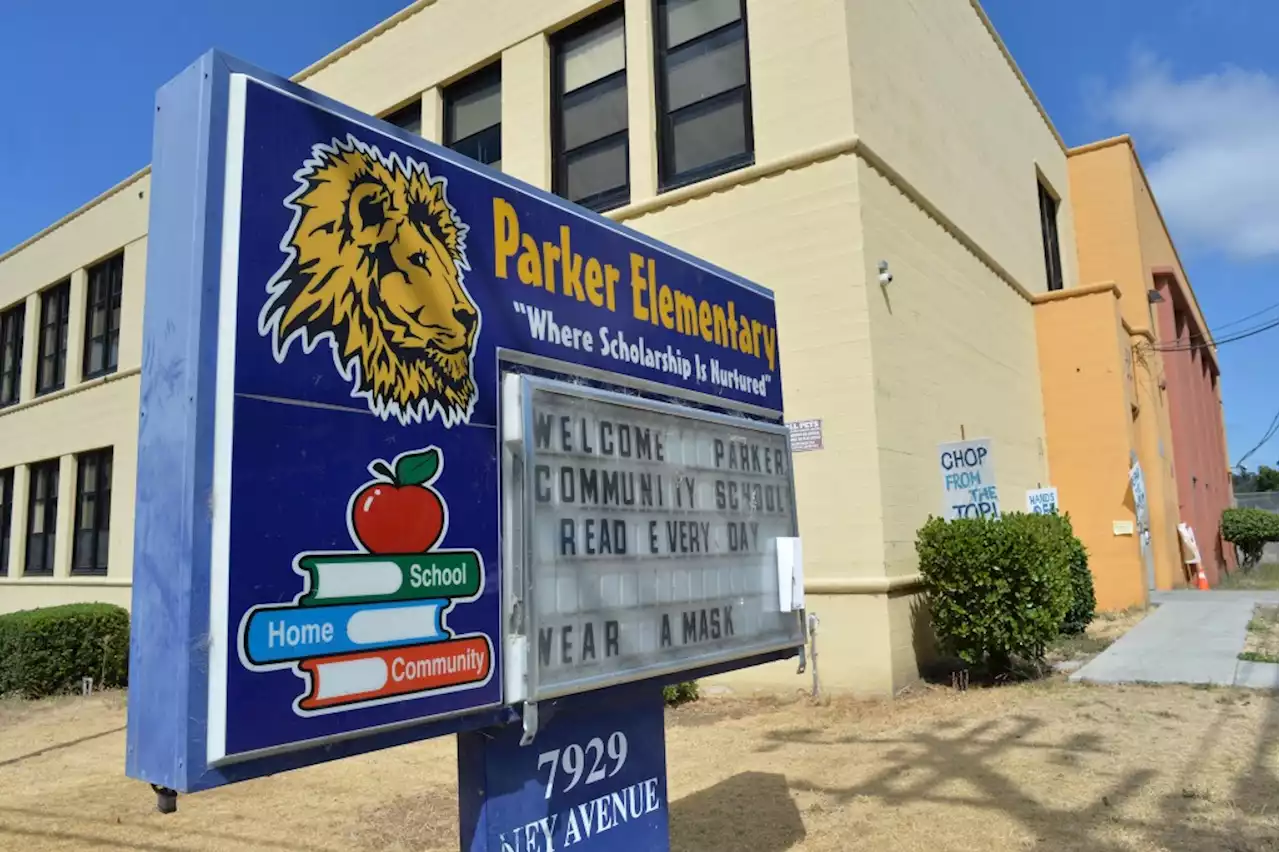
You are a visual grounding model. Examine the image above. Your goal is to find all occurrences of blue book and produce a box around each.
[242,599,447,665]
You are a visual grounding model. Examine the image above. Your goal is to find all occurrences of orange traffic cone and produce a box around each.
[1194,564,1210,591]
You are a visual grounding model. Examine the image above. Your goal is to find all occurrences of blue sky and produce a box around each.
[1,1,1275,466]
[984,0,1279,469]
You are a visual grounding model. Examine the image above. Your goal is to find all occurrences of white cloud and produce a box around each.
[1101,53,1279,259]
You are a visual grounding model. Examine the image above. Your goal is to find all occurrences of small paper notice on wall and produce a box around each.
[1113,520,1135,536]
[786,419,823,453]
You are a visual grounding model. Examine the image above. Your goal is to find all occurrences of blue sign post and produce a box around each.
[126,51,803,848]
[459,683,669,852]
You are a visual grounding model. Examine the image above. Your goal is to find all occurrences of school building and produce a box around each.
[0,0,1232,695]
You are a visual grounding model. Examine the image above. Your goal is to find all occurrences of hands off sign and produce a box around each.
[1025,487,1059,515]
[938,439,1000,520]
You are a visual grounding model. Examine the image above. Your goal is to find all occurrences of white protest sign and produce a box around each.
[1026,487,1059,515]
[1128,463,1149,528]
[938,439,1000,520]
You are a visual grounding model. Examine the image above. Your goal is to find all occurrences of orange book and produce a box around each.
[296,635,492,710]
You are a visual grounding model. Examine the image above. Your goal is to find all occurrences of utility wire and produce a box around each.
[1212,302,1279,333]
[1151,319,1278,352]
[1236,413,1280,469]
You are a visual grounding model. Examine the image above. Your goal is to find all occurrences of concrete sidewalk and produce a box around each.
[1070,590,1278,691]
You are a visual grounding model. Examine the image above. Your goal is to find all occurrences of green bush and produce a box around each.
[0,603,129,699]
[1058,516,1096,635]
[916,512,1073,671]
[662,680,699,706]
[1222,507,1279,569]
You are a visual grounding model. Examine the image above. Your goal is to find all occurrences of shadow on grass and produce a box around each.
[0,804,343,852]
[759,692,1278,852]
[669,771,804,852]
[0,724,125,769]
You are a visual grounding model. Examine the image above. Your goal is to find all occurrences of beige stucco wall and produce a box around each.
[857,158,1049,578]
[844,0,1078,296]
[300,0,857,205]
[623,156,877,584]
[0,0,1085,697]
[0,178,149,614]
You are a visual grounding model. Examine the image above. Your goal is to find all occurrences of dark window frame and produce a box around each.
[36,281,70,395]
[0,302,24,407]
[25,458,59,576]
[444,61,503,167]
[1038,179,1064,292]
[551,4,631,213]
[73,448,113,576]
[653,0,755,191]
[382,100,423,135]
[83,253,124,380]
[0,467,12,576]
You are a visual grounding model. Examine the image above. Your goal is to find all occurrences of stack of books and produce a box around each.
[242,551,491,710]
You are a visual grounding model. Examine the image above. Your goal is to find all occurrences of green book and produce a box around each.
[296,550,482,606]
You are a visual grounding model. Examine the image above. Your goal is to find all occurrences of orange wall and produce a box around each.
[1068,137,1232,586]
[1068,144,1151,329]
[1067,139,1200,593]
[1035,288,1147,611]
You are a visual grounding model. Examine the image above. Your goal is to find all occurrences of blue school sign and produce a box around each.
[126,52,803,849]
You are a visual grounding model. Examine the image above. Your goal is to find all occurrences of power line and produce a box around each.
[1213,302,1279,333]
[1236,413,1280,469]
[1152,319,1278,353]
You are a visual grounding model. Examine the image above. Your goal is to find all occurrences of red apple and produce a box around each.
[351,448,446,554]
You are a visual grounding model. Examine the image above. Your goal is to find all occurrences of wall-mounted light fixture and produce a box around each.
[878,260,893,285]
[1147,289,1165,303]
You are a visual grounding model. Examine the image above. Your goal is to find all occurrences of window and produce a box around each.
[25,459,59,576]
[552,6,629,212]
[73,448,112,575]
[0,302,23,406]
[445,63,502,168]
[1038,180,1063,292]
[654,0,753,189]
[383,101,423,135]
[84,253,124,379]
[0,468,12,576]
[36,281,70,394]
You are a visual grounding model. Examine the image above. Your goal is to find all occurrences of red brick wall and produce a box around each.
[1154,277,1237,583]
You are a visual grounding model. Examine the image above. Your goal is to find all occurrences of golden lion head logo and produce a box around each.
[259,135,479,426]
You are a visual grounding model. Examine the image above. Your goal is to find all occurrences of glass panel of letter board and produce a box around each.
[525,383,800,698]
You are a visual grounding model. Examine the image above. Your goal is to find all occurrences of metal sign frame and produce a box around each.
[502,373,803,716]
[127,48,803,800]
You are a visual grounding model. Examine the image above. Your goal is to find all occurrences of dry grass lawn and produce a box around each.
[1241,606,1280,664]
[0,679,1275,852]
[1221,563,1280,592]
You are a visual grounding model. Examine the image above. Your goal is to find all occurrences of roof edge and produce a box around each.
[1067,134,1132,156]
[293,0,437,83]
[0,167,150,265]
[2,1,438,262]
[968,0,1067,152]
[1031,281,1120,304]
[8,0,1067,261]
[1070,134,1216,367]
